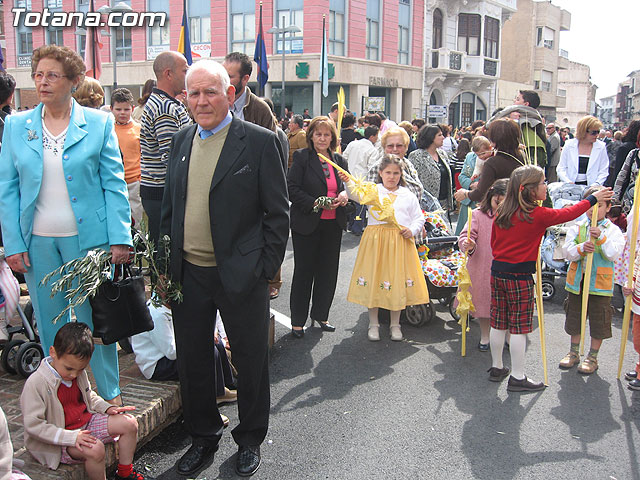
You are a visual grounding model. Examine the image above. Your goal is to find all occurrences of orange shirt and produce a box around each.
[114,120,141,184]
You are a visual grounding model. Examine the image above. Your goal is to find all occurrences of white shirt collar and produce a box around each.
[45,357,72,387]
[232,88,248,119]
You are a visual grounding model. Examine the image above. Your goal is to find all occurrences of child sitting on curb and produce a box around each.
[560,186,624,374]
[20,323,151,480]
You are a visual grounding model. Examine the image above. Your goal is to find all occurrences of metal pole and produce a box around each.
[112,27,117,89]
[281,15,285,120]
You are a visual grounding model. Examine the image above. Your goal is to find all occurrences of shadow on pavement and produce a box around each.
[428,342,602,480]
[271,311,420,413]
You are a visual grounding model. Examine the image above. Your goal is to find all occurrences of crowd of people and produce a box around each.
[1,45,640,480]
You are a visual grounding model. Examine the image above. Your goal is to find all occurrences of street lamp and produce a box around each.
[97,1,133,89]
[267,18,301,119]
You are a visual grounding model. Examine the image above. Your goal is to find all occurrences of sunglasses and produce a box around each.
[321,162,331,178]
[587,130,599,135]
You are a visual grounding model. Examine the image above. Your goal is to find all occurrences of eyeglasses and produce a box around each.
[546,126,555,130]
[31,71,68,83]
[587,130,599,135]
[321,162,331,178]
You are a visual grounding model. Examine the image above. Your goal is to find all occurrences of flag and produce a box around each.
[253,2,268,93]
[319,15,328,97]
[85,0,102,79]
[178,0,192,65]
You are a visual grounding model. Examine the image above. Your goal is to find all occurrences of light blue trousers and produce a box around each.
[24,235,120,400]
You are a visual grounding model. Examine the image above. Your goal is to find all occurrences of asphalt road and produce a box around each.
[134,231,640,480]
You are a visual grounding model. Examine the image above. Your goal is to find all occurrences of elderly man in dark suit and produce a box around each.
[160,59,289,477]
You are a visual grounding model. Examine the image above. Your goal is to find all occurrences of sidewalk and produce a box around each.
[2,320,182,480]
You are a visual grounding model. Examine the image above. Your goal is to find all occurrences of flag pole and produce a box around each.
[258,2,263,97]
[91,0,97,79]
[579,204,599,355]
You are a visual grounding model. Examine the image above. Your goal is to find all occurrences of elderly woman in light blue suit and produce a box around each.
[0,45,132,404]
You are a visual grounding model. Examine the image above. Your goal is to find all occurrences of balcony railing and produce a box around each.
[484,59,498,76]
[450,52,462,70]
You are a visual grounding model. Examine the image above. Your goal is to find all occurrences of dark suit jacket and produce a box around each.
[287,148,348,235]
[160,117,290,301]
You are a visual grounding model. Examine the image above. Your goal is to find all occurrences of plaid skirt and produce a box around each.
[490,273,535,334]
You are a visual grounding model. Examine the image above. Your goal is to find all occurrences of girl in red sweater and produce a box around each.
[488,165,613,392]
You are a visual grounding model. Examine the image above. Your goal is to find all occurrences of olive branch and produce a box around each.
[41,227,183,324]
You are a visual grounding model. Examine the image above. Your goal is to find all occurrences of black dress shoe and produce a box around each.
[291,328,304,338]
[313,319,336,332]
[236,445,261,477]
[177,443,218,476]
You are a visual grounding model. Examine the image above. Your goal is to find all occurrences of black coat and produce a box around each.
[287,148,348,235]
[160,117,290,302]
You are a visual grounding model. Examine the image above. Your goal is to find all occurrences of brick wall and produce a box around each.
[411,0,423,67]
[381,0,398,63]
[348,0,366,59]
[210,0,227,57]
[303,0,329,55]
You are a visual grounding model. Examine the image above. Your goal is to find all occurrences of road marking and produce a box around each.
[271,308,292,329]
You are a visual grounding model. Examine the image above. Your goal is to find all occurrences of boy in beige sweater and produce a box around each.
[20,323,151,480]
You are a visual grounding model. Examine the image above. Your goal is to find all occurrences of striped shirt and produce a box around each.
[139,88,191,198]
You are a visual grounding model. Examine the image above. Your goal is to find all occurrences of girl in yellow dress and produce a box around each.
[343,154,429,341]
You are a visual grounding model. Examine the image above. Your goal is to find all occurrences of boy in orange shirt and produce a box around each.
[111,88,142,228]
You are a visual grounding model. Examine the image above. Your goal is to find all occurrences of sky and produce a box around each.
[551,0,638,101]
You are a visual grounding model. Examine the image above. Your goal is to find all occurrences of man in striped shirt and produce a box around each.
[140,51,191,248]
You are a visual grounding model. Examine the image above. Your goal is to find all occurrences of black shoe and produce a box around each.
[291,328,304,338]
[625,371,638,381]
[628,379,640,391]
[177,443,218,476]
[478,342,490,352]
[313,319,336,332]
[487,366,510,382]
[236,445,261,477]
[507,375,546,392]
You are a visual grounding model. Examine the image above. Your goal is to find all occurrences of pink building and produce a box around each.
[4,0,424,120]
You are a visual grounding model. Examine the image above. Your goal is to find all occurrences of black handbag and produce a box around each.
[90,265,154,345]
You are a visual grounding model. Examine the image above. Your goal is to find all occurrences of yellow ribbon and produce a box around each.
[456,206,475,356]
[579,204,599,355]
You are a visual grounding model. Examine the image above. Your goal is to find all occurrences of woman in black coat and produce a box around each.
[287,116,349,338]
[609,120,640,186]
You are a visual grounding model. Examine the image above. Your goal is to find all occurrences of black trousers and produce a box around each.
[141,197,162,251]
[172,261,270,447]
[290,220,342,327]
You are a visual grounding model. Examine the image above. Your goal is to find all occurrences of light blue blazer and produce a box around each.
[0,100,132,257]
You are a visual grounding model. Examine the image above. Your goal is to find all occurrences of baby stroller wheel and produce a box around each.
[541,280,555,301]
[403,303,433,327]
[449,297,461,322]
[16,342,44,378]
[1,339,25,375]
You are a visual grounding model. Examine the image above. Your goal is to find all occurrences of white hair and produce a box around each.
[185,59,231,92]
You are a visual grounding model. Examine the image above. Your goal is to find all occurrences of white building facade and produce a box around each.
[422,0,517,128]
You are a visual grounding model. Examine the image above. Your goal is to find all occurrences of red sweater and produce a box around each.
[57,379,92,430]
[491,196,596,274]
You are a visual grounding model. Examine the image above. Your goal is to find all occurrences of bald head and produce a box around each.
[153,51,188,98]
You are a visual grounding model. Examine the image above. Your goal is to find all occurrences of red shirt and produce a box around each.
[320,163,338,220]
[57,379,92,430]
[491,197,595,274]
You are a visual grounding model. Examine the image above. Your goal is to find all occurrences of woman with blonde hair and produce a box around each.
[72,76,104,108]
[557,115,609,185]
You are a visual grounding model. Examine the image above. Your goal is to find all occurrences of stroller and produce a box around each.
[0,249,42,378]
[402,204,464,327]
[539,182,588,301]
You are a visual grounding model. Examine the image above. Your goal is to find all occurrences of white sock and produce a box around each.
[509,334,527,380]
[490,328,507,368]
[368,308,379,328]
[389,310,401,328]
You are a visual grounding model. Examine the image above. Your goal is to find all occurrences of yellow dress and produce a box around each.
[347,185,429,310]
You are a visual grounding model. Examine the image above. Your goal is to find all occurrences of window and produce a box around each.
[366,0,380,60]
[458,13,480,55]
[536,26,554,49]
[18,32,32,55]
[15,0,32,59]
[398,0,410,64]
[47,0,62,7]
[148,0,170,46]
[15,0,32,8]
[189,1,211,44]
[432,8,442,49]
[276,0,303,53]
[484,16,499,59]
[75,0,89,59]
[47,27,64,45]
[114,27,132,62]
[230,0,255,54]
[535,70,553,92]
[329,0,345,56]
